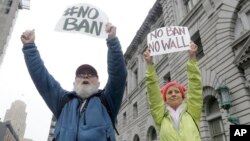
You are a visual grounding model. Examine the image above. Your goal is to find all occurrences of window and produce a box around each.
[131,63,138,90]
[133,102,138,119]
[7,0,12,7]
[133,69,138,85]
[163,72,171,85]
[247,10,250,25]
[206,97,227,141]
[147,126,157,141]
[209,118,226,141]
[3,0,13,14]
[123,112,127,126]
[124,81,128,99]
[4,8,10,14]
[133,134,140,141]
[191,31,204,60]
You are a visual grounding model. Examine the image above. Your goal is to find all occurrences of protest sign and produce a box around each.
[55,3,109,39]
[147,26,190,56]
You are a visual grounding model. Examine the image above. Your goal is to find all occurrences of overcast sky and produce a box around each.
[0,0,155,140]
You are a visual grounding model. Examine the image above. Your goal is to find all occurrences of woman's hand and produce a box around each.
[143,49,153,65]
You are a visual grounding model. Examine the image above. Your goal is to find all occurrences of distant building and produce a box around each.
[0,121,19,141]
[20,0,30,10]
[47,116,56,141]
[118,0,250,141]
[4,100,27,140]
[0,0,30,67]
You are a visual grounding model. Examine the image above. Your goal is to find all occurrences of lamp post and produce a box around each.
[216,85,240,125]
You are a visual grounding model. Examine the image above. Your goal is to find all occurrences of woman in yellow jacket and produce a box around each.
[143,42,202,141]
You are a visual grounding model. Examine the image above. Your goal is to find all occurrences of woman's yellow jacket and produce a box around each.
[146,59,202,141]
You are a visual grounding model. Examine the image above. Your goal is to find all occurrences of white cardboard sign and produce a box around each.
[55,3,109,39]
[147,26,191,56]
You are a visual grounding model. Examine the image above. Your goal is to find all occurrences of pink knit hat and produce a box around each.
[160,81,187,101]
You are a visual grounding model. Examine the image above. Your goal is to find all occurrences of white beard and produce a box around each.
[74,83,99,99]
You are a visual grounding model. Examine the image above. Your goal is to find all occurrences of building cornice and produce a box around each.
[124,0,162,63]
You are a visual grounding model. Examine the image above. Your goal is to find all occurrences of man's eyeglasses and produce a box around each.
[76,74,96,78]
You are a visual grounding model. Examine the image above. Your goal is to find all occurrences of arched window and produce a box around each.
[147,126,157,141]
[133,102,138,119]
[206,97,227,141]
[133,134,140,141]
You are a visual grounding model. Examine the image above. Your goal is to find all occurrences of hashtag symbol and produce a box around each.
[64,6,78,16]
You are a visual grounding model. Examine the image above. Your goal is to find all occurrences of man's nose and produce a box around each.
[83,74,90,79]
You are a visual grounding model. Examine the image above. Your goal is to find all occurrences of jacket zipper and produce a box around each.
[82,107,87,125]
[168,109,185,139]
[168,115,178,131]
[76,108,81,141]
[77,100,85,141]
[106,129,111,141]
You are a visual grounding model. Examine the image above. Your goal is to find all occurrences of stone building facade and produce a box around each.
[0,0,19,66]
[4,100,27,140]
[0,0,29,67]
[0,121,19,141]
[117,0,250,141]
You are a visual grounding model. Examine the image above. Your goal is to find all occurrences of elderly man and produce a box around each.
[21,23,127,141]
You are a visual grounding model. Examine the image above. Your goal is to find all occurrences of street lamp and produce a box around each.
[216,85,231,110]
[216,84,240,125]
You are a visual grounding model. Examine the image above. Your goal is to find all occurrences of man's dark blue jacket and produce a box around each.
[22,37,127,141]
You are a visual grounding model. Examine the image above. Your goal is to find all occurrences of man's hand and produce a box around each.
[189,41,198,60]
[143,49,153,65]
[105,23,116,39]
[21,29,35,45]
